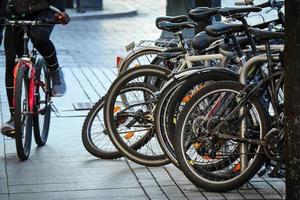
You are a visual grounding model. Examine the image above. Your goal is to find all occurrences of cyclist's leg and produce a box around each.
[1,26,24,135]
[30,10,66,96]
[30,11,59,71]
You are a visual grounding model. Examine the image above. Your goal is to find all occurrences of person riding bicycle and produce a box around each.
[0,0,70,136]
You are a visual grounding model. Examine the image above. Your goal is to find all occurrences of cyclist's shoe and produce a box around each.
[1,119,15,138]
[50,67,67,97]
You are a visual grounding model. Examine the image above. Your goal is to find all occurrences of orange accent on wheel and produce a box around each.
[114,106,121,113]
[124,132,134,140]
[232,163,241,173]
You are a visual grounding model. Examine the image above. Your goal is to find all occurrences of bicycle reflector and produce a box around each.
[116,56,124,68]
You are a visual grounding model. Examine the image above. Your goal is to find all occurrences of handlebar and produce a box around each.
[0,18,63,26]
[0,6,67,26]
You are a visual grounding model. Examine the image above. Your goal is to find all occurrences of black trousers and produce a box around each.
[4,10,59,116]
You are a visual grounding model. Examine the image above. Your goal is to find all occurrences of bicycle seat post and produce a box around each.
[174,31,186,48]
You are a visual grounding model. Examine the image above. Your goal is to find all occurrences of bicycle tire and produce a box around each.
[33,58,51,146]
[14,65,33,161]
[104,65,171,166]
[174,81,268,192]
[82,83,157,160]
[155,70,238,167]
[119,48,163,74]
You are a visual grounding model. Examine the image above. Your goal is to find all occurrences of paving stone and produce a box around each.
[0,179,8,194]
[143,186,169,200]
[161,185,187,200]
[202,192,226,200]
[0,136,6,174]
[0,194,9,200]
[237,188,264,200]
[179,184,207,199]
[9,187,147,200]
[222,191,245,200]
[250,181,283,200]
[267,181,285,197]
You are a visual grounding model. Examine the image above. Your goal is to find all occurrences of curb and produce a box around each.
[68,1,138,21]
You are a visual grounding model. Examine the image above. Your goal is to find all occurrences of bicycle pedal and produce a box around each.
[51,103,61,117]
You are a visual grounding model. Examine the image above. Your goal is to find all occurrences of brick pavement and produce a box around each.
[0,1,285,199]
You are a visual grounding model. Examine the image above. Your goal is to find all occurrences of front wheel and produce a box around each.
[33,58,51,146]
[14,65,33,161]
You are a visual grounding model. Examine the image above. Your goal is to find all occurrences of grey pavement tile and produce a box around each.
[143,186,169,200]
[178,184,205,196]
[7,165,136,186]
[250,181,283,200]
[202,192,226,200]
[0,194,9,200]
[237,188,264,200]
[0,173,6,179]
[9,187,147,200]
[161,185,188,200]
[139,178,160,187]
[267,181,285,197]
[0,179,8,194]
[222,191,245,200]
[0,137,6,173]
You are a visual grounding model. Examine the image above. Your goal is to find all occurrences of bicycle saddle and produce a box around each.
[192,31,220,51]
[205,22,244,37]
[219,7,262,17]
[157,21,197,32]
[189,7,220,22]
[248,28,284,40]
[155,15,188,27]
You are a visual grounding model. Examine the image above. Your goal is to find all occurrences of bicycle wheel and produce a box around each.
[82,97,120,159]
[155,70,238,167]
[119,48,163,74]
[33,58,51,146]
[82,83,161,159]
[104,65,171,166]
[174,81,268,192]
[14,65,33,161]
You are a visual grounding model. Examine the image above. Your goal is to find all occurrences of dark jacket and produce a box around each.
[2,0,66,15]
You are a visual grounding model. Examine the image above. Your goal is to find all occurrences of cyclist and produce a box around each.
[0,0,70,136]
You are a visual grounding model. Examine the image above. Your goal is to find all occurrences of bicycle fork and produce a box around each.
[13,60,36,114]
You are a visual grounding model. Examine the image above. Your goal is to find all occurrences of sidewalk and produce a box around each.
[0,1,285,199]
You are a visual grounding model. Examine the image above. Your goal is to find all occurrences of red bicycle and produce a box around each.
[1,15,63,160]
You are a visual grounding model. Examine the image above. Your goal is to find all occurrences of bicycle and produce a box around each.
[173,27,284,192]
[1,11,65,160]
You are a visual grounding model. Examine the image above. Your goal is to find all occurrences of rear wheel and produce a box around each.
[14,65,33,161]
[33,58,51,146]
[174,81,268,192]
[155,70,238,167]
[82,97,121,159]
